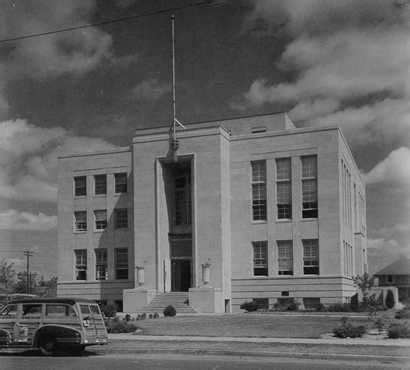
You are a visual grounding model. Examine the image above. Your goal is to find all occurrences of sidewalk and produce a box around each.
[105,333,410,362]
[109,333,410,347]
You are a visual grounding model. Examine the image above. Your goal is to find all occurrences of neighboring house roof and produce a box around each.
[375,258,410,276]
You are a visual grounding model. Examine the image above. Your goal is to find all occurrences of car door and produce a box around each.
[0,303,18,345]
[18,303,43,344]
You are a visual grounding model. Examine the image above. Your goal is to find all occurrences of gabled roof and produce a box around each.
[375,258,410,276]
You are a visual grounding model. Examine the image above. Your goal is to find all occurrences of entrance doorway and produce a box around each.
[171,259,191,291]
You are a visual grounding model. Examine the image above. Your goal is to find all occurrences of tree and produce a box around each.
[0,259,16,291]
[12,272,57,297]
[353,272,375,307]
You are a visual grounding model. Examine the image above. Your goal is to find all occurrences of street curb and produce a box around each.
[108,334,410,347]
[103,347,410,363]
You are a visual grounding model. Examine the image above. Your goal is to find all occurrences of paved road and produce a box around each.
[1,352,409,370]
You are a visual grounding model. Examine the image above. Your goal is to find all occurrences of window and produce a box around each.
[74,211,87,232]
[95,248,107,280]
[303,239,319,275]
[115,248,128,279]
[22,304,42,318]
[251,161,267,221]
[114,173,127,193]
[74,176,86,196]
[115,208,128,229]
[74,249,87,280]
[94,174,107,195]
[301,156,318,218]
[277,240,293,275]
[94,210,107,230]
[251,127,266,134]
[276,158,292,219]
[253,241,268,276]
[46,304,77,317]
[0,304,17,317]
[174,175,191,226]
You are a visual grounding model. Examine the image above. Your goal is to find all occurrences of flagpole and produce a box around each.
[171,13,176,141]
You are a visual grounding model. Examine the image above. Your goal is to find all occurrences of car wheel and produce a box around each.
[39,336,56,356]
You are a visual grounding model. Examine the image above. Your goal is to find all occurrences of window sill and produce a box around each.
[251,220,267,224]
[276,219,292,223]
[73,230,87,234]
[93,194,107,198]
[114,192,127,196]
[94,229,107,233]
[300,218,318,222]
[252,275,269,278]
[74,195,87,199]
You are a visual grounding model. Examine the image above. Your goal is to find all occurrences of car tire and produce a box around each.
[39,336,56,356]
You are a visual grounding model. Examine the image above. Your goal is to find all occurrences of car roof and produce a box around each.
[7,297,98,305]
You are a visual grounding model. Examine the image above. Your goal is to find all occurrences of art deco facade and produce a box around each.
[57,112,367,313]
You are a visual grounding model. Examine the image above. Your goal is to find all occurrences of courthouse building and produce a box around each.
[57,112,367,313]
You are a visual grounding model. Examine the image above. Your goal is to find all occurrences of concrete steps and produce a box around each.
[141,292,196,314]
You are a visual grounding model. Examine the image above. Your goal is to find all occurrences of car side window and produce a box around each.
[46,304,77,318]
[90,305,101,315]
[0,304,18,317]
[80,304,90,315]
[22,304,42,318]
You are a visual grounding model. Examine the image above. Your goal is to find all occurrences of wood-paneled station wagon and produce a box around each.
[0,298,108,355]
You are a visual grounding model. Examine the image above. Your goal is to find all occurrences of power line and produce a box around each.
[0,0,221,45]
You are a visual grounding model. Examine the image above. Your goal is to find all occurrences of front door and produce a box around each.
[171,259,191,292]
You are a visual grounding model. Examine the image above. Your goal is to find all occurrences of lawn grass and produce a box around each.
[134,313,371,338]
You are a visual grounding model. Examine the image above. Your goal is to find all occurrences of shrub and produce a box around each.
[107,320,139,333]
[287,302,299,311]
[140,313,146,320]
[327,303,352,312]
[240,301,258,312]
[124,313,131,322]
[385,290,395,309]
[100,303,117,318]
[153,312,160,319]
[163,305,176,317]
[316,303,327,312]
[333,317,366,338]
[395,309,410,319]
[388,322,410,338]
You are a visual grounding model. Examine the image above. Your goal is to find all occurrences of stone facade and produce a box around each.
[57,112,367,313]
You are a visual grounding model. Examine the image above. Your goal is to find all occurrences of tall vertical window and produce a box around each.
[251,161,267,221]
[115,208,128,229]
[301,156,318,218]
[74,249,87,280]
[303,239,319,275]
[94,174,107,195]
[94,210,107,230]
[276,158,292,219]
[253,241,268,276]
[114,173,127,193]
[115,248,128,279]
[74,176,86,196]
[277,240,293,275]
[174,176,191,226]
[74,211,87,232]
[95,249,107,280]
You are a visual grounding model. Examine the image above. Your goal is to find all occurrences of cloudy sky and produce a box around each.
[0,0,409,277]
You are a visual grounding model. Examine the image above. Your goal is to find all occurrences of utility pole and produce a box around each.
[23,250,33,294]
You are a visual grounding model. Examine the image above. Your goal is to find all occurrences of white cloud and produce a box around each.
[289,98,340,122]
[0,119,119,202]
[365,147,410,184]
[238,1,410,146]
[131,78,170,101]
[0,0,113,109]
[0,210,57,231]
